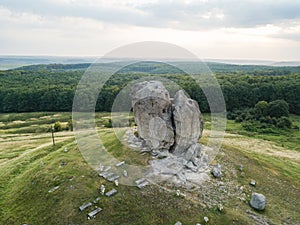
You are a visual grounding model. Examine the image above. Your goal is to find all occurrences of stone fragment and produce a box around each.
[212,164,222,178]
[103,172,114,179]
[137,181,149,189]
[93,197,101,204]
[250,179,256,186]
[87,208,102,219]
[218,204,224,212]
[48,186,59,193]
[108,175,120,182]
[99,164,104,172]
[79,202,92,211]
[186,161,197,172]
[104,166,111,172]
[116,161,125,167]
[204,216,209,223]
[250,193,266,210]
[174,222,182,225]
[239,164,243,171]
[100,185,105,195]
[99,171,108,178]
[105,189,117,197]
[135,178,146,185]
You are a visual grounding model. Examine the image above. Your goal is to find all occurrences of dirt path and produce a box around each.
[0,134,73,167]
[202,130,300,162]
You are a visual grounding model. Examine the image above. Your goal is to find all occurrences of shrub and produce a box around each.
[54,121,62,132]
[276,117,292,128]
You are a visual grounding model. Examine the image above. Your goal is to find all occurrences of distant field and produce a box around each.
[0,112,299,224]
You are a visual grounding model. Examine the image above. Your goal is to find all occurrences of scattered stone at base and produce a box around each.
[137,181,149,189]
[116,161,125,167]
[108,175,120,182]
[212,164,222,178]
[114,180,119,187]
[100,185,105,195]
[135,178,146,185]
[204,216,209,223]
[103,172,114,179]
[105,189,117,197]
[185,161,197,172]
[64,147,68,153]
[93,197,101,204]
[218,204,224,212]
[48,186,59,193]
[123,170,128,177]
[250,192,266,210]
[239,164,243,171]
[79,202,92,211]
[174,221,182,225]
[104,166,111,172]
[99,164,104,172]
[250,179,256,186]
[87,207,102,219]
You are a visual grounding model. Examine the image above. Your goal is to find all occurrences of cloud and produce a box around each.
[1,0,300,30]
[0,0,300,59]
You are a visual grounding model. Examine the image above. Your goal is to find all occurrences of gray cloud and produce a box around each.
[1,0,300,31]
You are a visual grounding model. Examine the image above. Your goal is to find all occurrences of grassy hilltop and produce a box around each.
[0,112,299,225]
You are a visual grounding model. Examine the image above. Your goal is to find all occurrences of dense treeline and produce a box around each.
[0,62,299,115]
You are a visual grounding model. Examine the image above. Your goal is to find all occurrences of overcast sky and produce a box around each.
[1,0,300,60]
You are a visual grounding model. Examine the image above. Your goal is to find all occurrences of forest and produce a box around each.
[0,62,299,116]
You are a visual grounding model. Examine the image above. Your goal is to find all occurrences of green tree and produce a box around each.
[254,101,269,118]
[268,100,289,118]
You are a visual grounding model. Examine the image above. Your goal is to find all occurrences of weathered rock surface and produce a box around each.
[130,81,208,186]
[131,81,174,151]
[250,192,266,210]
[131,81,203,159]
[172,90,203,156]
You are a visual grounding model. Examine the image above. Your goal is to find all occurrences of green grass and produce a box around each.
[0,112,299,224]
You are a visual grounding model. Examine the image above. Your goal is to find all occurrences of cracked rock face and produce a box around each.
[131,81,203,160]
[172,90,203,156]
[131,81,175,151]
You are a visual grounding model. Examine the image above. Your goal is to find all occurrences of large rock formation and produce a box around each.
[131,81,203,162]
[172,90,203,156]
[131,81,174,150]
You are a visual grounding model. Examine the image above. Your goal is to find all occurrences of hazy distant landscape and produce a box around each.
[1,55,300,70]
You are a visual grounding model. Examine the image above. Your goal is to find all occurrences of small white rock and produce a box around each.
[204,216,209,223]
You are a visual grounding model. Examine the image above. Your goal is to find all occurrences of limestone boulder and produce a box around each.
[131,81,175,150]
[250,193,266,210]
[172,90,203,156]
